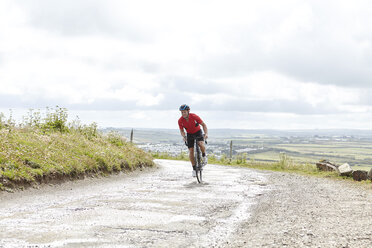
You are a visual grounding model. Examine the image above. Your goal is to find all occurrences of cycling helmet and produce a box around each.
[179,104,190,111]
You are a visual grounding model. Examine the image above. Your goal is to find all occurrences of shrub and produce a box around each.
[3,110,16,132]
[220,154,228,164]
[277,152,292,169]
[80,123,99,139]
[22,109,42,128]
[0,112,5,129]
[106,131,126,147]
[42,106,68,132]
[236,153,247,164]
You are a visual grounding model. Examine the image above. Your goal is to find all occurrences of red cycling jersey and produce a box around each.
[178,113,203,134]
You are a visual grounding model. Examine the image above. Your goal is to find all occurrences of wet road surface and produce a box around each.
[0,159,270,248]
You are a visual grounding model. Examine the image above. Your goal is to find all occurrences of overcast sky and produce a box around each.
[1,0,372,129]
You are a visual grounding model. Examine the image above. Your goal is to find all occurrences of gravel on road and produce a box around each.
[1,160,371,248]
[228,172,372,248]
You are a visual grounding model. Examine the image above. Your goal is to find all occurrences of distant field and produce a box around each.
[206,133,372,170]
[103,128,372,171]
[240,141,372,171]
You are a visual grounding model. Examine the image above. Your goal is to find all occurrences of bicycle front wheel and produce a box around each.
[196,169,202,183]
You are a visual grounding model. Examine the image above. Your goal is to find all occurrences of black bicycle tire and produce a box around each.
[194,139,202,183]
[196,169,202,183]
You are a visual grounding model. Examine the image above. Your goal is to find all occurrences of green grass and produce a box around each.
[153,152,370,182]
[153,152,317,173]
[0,107,154,191]
[238,142,372,170]
[0,128,154,190]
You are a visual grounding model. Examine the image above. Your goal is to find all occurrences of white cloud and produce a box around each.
[129,111,149,120]
[1,0,372,129]
[207,71,360,113]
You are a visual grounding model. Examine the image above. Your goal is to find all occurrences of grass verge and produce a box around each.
[152,152,371,183]
[0,128,154,191]
[0,108,154,191]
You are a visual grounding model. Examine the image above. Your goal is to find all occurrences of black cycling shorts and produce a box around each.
[186,130,204,148]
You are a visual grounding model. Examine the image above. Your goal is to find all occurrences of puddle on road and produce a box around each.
[0,159,271,247]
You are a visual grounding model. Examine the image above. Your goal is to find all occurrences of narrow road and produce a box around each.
[0,160,270,248]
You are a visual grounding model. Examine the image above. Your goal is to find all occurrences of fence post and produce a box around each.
[230,140,233,162]
[130,128,134,143]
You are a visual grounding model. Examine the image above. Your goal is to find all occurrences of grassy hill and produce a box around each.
[0,108,154,191]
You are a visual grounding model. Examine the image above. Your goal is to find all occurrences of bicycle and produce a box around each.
[186,137,207,183]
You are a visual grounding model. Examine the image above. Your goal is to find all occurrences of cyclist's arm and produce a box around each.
[200,122,208,140]
[179,128,187,141]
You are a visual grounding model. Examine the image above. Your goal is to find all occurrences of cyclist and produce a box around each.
[178,104,208,177]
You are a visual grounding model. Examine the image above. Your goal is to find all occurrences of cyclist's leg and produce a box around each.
[189,147,195,167]
[195,131,207,165]
[198,141,206,154]
[187,133,196,168]
[196,130,206,154]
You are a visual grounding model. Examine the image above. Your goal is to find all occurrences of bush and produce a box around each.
[220,154,228,164]
[1,110,16,132]
[22,109,42,128]
[42,106,68,132]
[0,112,5,129]
[106,131,126,147]
[277,152,292,169]
[236,153,247,164]
[81,123,99,139]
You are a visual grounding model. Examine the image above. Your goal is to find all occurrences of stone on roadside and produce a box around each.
[316,160,338,172]
[352,170,368,181]
[338,163,353,177]
[368,168,372,181]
